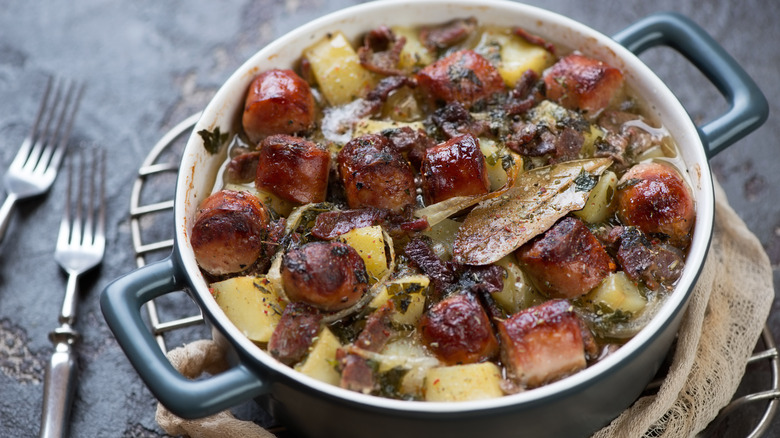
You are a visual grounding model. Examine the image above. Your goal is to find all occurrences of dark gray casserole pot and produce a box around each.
[101,1,768,437]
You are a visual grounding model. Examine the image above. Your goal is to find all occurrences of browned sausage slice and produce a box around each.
[255,134,330,204]
[543,53,624,115]
[421,133,490,204]
[415,50,505,109]
[242,69,316,143]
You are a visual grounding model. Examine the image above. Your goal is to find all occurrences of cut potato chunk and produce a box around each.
[478,138,509,191]
[573,170,618,224]
[338,225,389,283]
[491,256,545,314]
[422,218,461,261]
[583,271,647,314]
[304,31,376,106]
[369,275,429,325]
[392,26,434,72]
[211,276,285,343]
[475,27,554,88]
[294,327,342,386]
[425,362,504,402]
[223,183,294,216]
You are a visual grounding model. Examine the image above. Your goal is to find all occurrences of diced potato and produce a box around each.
[392,26,433,71]
[492,256,545,314]
[574,170,618,224]
[294,327,342,386]
[475,28,554,88]
[581,124,605,157]
[211,276,285,343]
[425,362,504,402]
[338,225,389,282]
[223,183,294,216]
[478,138,508,191]
[422,218,461,260]
[353,119,425,138]
[369,275,429,325]
[584,271,646,314]
[304,31,376,106]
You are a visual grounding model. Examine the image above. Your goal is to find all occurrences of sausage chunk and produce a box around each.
[268,302,323,365]
[281,241,370,312]
[615,162,695,247]
[516,217,616,299]
[242,69,316,143]
[190,190,269,276]
[415,50,505,109]
[255,134,330,204]
[616,226,685,290]
[543,53,624,115]
[419,293,498,365]
[337,134,416,213]
[498,299,589,388]
[421,134,490,204]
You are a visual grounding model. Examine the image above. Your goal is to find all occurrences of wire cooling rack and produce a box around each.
[129,114,780,437]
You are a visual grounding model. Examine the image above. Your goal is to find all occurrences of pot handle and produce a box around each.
[612,12,768,158]
[100,256,268,419]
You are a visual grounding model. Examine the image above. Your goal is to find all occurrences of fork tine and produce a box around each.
[82,151,94,246]
[56,154,73,251]
[42,82,84,178]
[10,76,55,170]
[94,148,106,250]
[71,151,84,247]
[22,79,65,173]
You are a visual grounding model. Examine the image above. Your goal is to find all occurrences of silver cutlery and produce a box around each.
[0,77,84,244]
[40,149,106,438]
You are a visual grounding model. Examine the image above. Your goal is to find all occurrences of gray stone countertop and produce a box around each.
[1,1,778,436]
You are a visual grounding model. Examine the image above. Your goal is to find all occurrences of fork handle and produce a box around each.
[0,193,19,245]
[39,326,80,438]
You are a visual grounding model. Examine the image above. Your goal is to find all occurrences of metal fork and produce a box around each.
[0,77,84,245]
[40,149,106,438]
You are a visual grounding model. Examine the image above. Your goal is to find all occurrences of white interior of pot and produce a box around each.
[175,0,714,413]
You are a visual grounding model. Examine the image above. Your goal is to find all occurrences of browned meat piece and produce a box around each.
[421,134,490,204]
[430,102,489,139]
[268,302,323,365]
[404,237,456,299]
[419,293,499,365]
[615,162,695,247]
[281,241,370,311]
[616,227,685,291]
[543,53,624,115]
[516,217,616,299]
[416,50,505,109]
[226,151,261,184]
[311,208,428,240]
[339,302,396,393]
[358,26,406,76]
[381,126,436,170]
[419,17,477,51]
[504,69,542,116]
[513,28,556,54]
[190,190,269,276]
[458,264,505,296]
[366,75,417,103]
[337,134,417,213]
[242,69,316,143]
[506,123,584,163]
[597,110,661,159]
[255,135,330,204]
[498,299,589,388]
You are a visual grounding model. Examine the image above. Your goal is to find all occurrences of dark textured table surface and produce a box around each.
[1,1,778,436]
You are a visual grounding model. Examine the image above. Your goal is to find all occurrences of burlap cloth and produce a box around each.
[156,180,775,438]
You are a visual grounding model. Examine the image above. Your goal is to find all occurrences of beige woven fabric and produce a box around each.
[156,180,775,438]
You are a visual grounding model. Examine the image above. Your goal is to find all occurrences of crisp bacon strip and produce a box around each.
[339,302,396,393]
[358,25,407,76]
[268,302,323,365]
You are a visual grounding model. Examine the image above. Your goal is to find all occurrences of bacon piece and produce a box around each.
[498,299,589,388]
[339,302,396,393]
[268,302,323,366]
[616,227,685,291]
[543,53,624,115]
[420,17,477,51]
[516,217,616,299]
[358,26,406,76]
[419,293,499,365]
[403,237,456,299]
[381,126,436,170]
[504,69,542,116]
[281,241,370,311]
[421,134,490,204]
[311,208,428,240]
[337,134,417,213]
[416,50,505,109]
[513,28,556,54]
[190,190,269,276]
[615,162,695,247]
[255,134,330,204]
[242,69,316,143]
[430,102,489,139]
